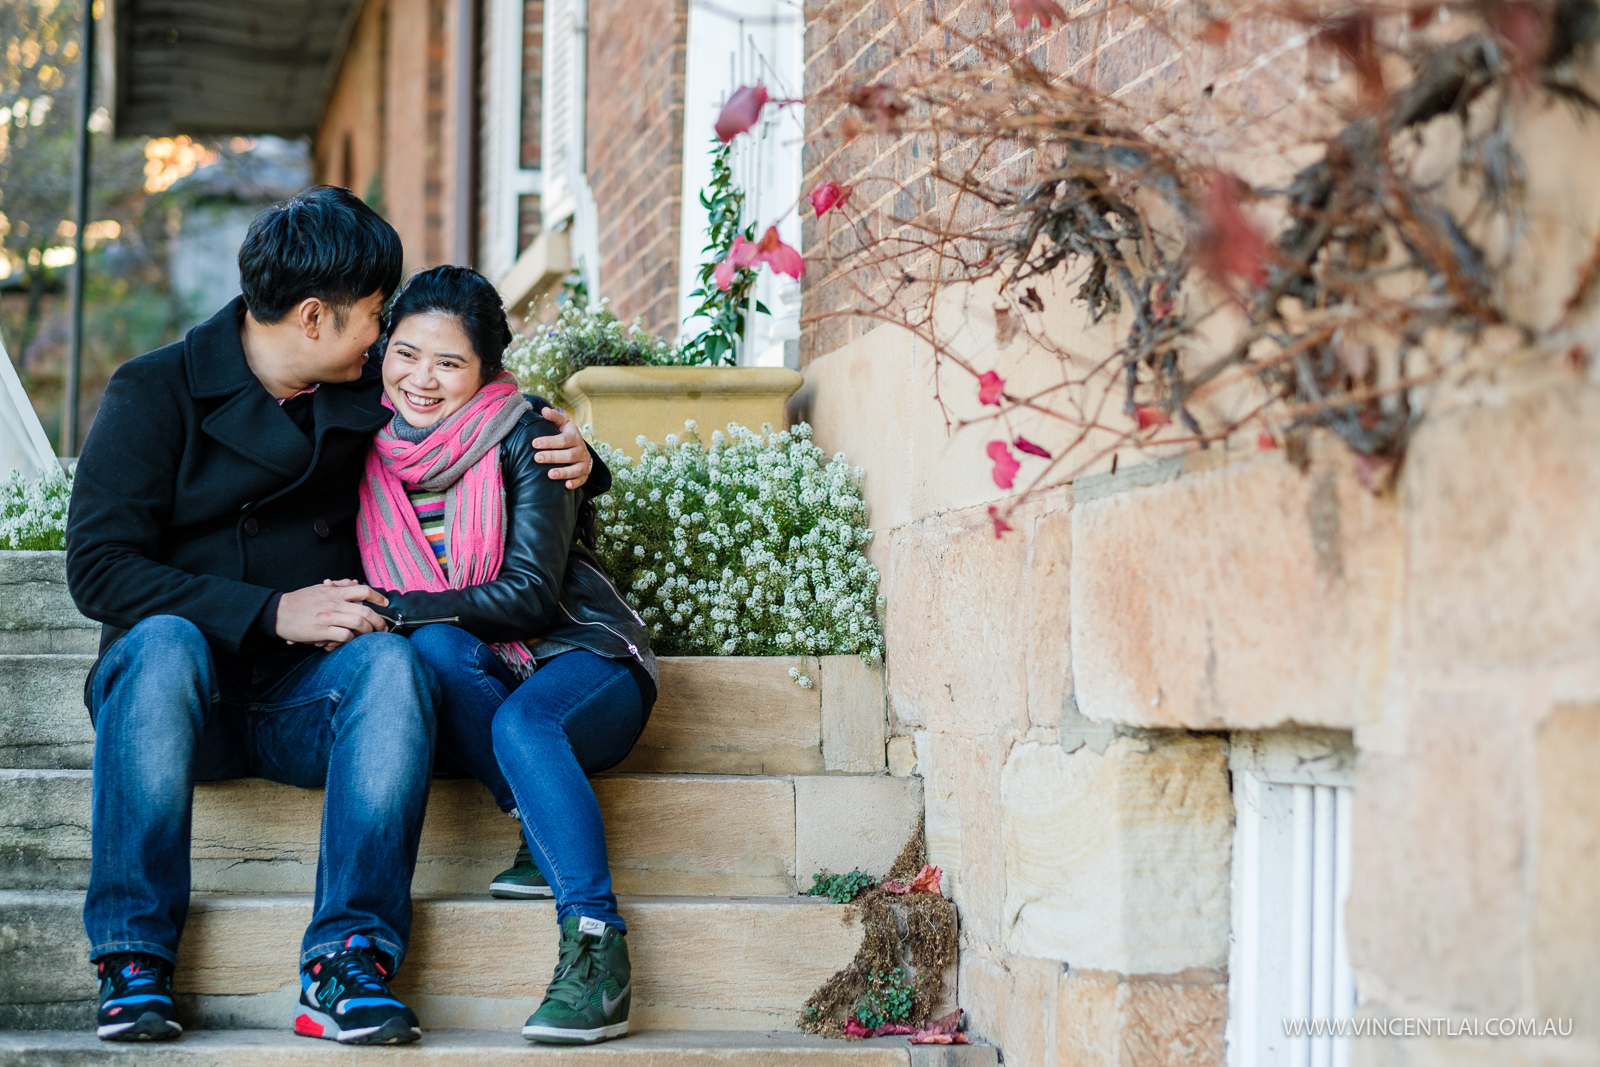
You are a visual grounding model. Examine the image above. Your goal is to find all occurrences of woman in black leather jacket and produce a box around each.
[357,266,653,1046]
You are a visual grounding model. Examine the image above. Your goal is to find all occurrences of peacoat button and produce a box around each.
[243,517,260,537]
[314,518,330,538]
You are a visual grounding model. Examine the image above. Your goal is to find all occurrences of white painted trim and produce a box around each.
[1228,731,1356,1067]
[0,335,57,476]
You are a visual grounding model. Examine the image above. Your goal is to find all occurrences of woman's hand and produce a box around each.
[532,407,593,489]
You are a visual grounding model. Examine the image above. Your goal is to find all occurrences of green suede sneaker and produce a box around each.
[522,916,631,1044]
[490,842,553,899]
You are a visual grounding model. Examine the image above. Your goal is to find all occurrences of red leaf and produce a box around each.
[1134,405,1171,430]
[1010,0,1067,28]
[1257,432,1278,450]
[909,863,943,895]
[880,879,911,894]
[1014,435,1051,459]
[978,370,1006,406]
[729,233,758,269]
[715,84,769,142]
[808,181,849,216]
[987,441,1020,489]
[847,83,909,131]
[1196,171,1271,289]
[844,1017,875,1038]
[1199,19,1231,43]
[987,505,1013,539]
[910,1009,970,1044]
[751,226,804,279]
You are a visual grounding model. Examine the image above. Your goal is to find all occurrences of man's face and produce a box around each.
[305,290,387,383]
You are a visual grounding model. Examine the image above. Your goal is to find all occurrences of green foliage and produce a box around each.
[502,300,699,408]
[806,869,877,904]
[680,139,764,366]
[590,422,883,665]
[854,969,915,1029]
[0,467,70,550]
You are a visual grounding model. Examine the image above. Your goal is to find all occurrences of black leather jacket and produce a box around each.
[377,405,658,688]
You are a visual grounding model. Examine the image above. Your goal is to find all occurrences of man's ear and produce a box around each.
[296,298,325,341]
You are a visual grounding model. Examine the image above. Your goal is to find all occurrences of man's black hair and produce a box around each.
[385,265,513,382]
[238,185,404,326]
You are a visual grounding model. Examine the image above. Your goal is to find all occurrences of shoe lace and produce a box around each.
[103,954,166,997]
[324,945,393,997]
[544,934,601,1008]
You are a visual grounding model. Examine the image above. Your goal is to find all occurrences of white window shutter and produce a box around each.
[541,0,579,228]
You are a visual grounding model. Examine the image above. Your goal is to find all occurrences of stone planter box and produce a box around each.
[564,365,804,458]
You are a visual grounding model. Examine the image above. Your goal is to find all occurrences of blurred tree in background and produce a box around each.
[0,0,306,451]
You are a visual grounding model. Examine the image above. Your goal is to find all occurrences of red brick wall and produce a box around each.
[584,0,688,335]
[522,0,543,170]
[798,0,1299,365]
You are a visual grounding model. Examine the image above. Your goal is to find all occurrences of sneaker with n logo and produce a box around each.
[522,915,631,1044]
[293,935,421,1045]
[490,841,554,899]
[96,953,181,1041]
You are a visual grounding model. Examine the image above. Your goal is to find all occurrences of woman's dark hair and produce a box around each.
[384,265,514,381]
[238,186,403,325]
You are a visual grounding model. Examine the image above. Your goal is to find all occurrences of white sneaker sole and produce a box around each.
[97,1016,182,1040]
[523,1021,629,1043]
[294,1004,420,1045]
[490,880,555,899]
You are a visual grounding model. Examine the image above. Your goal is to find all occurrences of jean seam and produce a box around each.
[90,940,178,966]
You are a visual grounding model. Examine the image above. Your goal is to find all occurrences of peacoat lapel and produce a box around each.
[188,298,315,480]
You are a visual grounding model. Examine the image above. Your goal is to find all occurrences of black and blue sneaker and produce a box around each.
[293,935,421,1045]
[96,953,182,1041]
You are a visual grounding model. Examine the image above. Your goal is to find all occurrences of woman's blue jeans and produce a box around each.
[408,624,646,932]
[84,616,438,970]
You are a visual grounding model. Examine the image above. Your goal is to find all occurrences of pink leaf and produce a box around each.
[1134,405,1171,430]
[909,863,943,895]
[729,233,757,269]
[714,256,736,292]
[715,85,768,142]
[1010,0,1067,28]
[1257,432,1278,450]
[808,181,849,216]
[987,505,1013,540]
[910,1009,970,1044]
[880,879,911,895]
[987,441,1020,490]
[751,226,805,279]
[978,370,1005,406]
[1014,435,1051,458]
[844,1017,874,1038]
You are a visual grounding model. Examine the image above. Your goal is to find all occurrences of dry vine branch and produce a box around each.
[800,0,1600,526]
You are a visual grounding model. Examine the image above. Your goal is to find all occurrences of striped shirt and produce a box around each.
[406,487,449,571]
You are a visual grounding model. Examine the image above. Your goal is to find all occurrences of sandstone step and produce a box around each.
[0,1027,997,1066]
[0,653,885,775]
[0,770,923,896]
[0,891,884,1034]
[0,552,96,655]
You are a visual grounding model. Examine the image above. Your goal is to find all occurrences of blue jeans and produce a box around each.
[84,616,438,969]
[409,624,646,932]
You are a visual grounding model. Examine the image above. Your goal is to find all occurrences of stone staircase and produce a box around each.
[0,552,990,1065]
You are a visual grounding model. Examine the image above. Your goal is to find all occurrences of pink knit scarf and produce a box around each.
[357,372,535,673]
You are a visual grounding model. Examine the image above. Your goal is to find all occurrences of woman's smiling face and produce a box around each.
[382,311,484,427]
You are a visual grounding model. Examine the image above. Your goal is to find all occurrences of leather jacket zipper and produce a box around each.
[558,602,644,665]
[575,559,648,627]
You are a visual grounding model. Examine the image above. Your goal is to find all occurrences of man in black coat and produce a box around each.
[64,187,600,1046]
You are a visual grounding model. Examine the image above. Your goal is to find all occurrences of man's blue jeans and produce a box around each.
[84,615,438,970]
[408,624,646,932]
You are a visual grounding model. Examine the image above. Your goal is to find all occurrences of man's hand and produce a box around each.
[276,582,391,648]
[532,407,593,490]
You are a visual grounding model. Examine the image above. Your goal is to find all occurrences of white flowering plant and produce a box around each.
[503,299,705,409]
[591,421,883,678]
[1,468,71,550]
